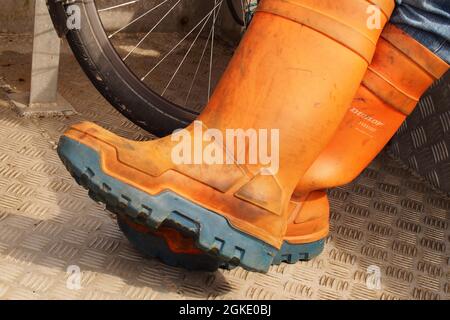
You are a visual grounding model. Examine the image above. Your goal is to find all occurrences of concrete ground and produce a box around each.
[0,33,448,300]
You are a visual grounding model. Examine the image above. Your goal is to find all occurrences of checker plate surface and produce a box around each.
[0,34,448,300]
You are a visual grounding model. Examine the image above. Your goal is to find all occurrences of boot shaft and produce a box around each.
[197,0,395,214]
[296,24,449,195]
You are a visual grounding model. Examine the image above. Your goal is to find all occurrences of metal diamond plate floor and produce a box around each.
[0,33,449,300]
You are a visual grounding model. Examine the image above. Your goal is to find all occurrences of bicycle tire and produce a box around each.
[49,0,199,137]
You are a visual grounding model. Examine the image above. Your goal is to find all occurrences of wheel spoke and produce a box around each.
[98,0,141,13]
[207,0,219,101]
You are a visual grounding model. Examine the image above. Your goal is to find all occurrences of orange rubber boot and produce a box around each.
[295,24,449,198]
[58,0,394,272]
[285,25,449,260]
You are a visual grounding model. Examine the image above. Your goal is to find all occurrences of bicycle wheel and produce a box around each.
[48,0,257,136]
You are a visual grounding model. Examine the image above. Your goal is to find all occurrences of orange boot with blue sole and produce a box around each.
[58,0,394,272]
[94,24,448,272]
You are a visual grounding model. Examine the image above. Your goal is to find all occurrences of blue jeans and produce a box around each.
[391,0,450,64]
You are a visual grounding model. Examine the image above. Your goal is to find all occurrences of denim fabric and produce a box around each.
[391,0,450,63]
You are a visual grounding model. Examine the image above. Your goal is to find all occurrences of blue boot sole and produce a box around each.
[118,215,325,271]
